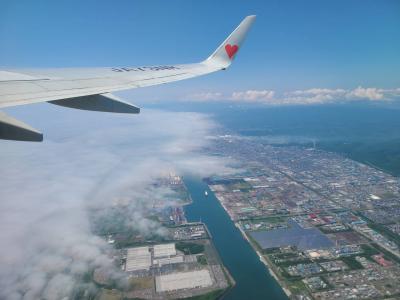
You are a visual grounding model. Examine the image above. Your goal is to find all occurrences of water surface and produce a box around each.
[184,176,288,300]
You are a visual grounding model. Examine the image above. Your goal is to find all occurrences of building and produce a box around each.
[155,270,212,292]
[125,246,151,272]
[153,256,184,267]
[153,243,176,258]
[372,254,393,267]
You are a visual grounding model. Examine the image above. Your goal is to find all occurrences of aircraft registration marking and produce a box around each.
[111,65,180,72]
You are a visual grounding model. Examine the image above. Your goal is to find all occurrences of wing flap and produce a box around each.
[0,112,43,142]
[49,93,140,114]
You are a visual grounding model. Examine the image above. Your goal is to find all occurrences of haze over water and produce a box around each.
[145,102,400,175]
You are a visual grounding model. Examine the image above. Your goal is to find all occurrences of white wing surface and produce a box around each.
[0,16,256,141]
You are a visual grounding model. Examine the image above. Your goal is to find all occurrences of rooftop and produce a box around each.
[155,270,212,292]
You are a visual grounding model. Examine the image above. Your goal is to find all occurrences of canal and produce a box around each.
[184,176,288,300]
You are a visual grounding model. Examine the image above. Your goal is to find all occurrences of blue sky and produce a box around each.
[1,0,400,102]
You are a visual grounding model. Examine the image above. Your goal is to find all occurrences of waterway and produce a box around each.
[184,176,288,300]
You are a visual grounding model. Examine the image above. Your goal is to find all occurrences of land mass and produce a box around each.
[203,135,400,299]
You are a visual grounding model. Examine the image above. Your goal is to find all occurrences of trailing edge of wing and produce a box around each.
[0,111,43,142]
[48,93,140,114]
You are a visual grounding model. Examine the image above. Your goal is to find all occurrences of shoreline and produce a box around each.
[235,222,292,298]
[213,192,292,298]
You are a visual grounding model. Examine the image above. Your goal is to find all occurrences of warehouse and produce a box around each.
[153,255,184,267]
[125,246,151,272]
[155,270,212,292]
[153,243,176,258]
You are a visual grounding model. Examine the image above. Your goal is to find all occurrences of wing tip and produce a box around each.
[205,15,256,68]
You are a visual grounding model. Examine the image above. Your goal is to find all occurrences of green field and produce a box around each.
[176,241,205,255]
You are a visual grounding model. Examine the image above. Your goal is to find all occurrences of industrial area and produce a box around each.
[86,135,400,300]
[204,135,400,299]
[118,239,229,299]
[91,174,231,300]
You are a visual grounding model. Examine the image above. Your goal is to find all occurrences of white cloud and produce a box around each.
[188,92,223,101]
[283,88,347,105]
[231,90,275,102]
[285,86,391,103]
[290,88,346,96]
[185,90,275,103]
[346,86,384,100]
[184,86,399,106]
[0,106,234,299]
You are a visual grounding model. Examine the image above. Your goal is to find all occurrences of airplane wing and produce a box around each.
[0,15,256,141]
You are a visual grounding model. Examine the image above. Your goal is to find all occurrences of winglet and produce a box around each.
[205,15,256,69]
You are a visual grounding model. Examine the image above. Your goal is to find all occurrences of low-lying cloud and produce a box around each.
[231,90,275,102]
[0,106,233,299]
[184,86,400,105]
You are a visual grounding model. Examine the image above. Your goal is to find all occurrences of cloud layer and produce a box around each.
[0,107,233,300]
[184,87,400,105]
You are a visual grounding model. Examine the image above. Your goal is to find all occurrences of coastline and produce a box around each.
[213,192,292,298]
[235,222,292,298]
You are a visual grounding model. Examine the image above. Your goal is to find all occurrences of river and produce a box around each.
[184,176,288,300]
